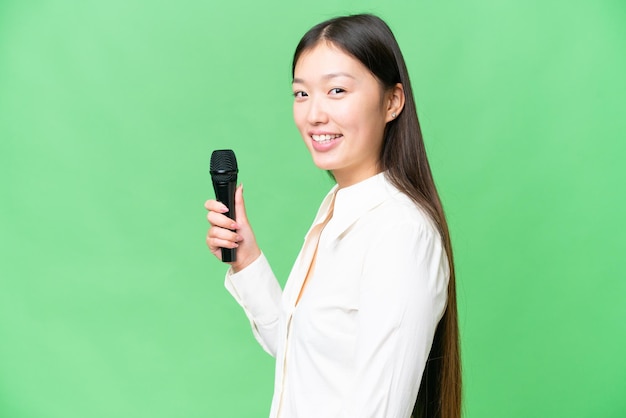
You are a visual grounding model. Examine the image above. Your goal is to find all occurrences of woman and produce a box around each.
[206,14,461,418]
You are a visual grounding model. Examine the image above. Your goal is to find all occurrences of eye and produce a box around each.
[293,90,308,98]
[329,88,345,95]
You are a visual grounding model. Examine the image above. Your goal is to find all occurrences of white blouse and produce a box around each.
[225,172,449,418]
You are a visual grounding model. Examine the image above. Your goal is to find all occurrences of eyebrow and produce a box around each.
[292,72,356,84]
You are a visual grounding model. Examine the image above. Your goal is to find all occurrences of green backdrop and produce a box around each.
[1,1,624,417]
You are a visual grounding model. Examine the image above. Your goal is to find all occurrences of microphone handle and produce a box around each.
[212,179,237,262]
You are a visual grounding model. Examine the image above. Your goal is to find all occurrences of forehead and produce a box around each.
[293,42,369,80]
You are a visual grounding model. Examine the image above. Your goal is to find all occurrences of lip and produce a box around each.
[309,132,343,152]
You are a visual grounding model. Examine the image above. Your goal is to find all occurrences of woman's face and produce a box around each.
[292,42,395,187]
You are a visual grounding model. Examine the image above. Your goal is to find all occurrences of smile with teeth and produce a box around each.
[311,134,342,143]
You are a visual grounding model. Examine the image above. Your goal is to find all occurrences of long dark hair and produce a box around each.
[292,14,461,418]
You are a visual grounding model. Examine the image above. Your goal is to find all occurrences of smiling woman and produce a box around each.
[206,14,460,418]
[292,43,404,187]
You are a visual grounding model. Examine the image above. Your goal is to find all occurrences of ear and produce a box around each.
[385,83,405,123]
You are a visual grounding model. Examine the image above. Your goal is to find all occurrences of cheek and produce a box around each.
[328,103,357,129]
[361,102,387,132]
[334,98,383,132]
[293,104,307,131]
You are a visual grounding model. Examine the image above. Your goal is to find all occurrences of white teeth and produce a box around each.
[312,134,341,143]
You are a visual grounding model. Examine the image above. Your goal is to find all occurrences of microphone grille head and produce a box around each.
[210,149,238,182]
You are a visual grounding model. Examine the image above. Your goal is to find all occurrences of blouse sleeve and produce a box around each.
[224,253,283,357]
[341,220,449,418]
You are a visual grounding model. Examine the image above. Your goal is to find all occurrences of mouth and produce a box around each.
[311,134,343,144]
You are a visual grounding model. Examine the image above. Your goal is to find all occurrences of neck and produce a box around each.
[332,166,383,189]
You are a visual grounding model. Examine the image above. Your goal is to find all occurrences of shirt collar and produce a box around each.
[309,172,400,241]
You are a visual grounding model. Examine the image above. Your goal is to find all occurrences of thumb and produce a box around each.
[234,184,249,226]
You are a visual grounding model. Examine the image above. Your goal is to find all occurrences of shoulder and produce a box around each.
[367,179,439,238]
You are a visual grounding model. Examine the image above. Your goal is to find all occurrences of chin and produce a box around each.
[311,157,338,172]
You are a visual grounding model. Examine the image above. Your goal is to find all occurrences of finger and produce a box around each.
[208,225,242,243]
[206,235,239,251]
[207,211,239,230]
[234,184,249,225]
[204,199,229,213]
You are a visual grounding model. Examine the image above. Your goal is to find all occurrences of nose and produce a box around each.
[306,96,329,125]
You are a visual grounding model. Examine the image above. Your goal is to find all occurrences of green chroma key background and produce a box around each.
[1,1,624,417]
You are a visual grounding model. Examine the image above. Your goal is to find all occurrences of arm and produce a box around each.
[225,253,282,356]
[342,221,449,418]
[206,185,282,356]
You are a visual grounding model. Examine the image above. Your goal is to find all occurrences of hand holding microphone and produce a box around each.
[206,149,260,272]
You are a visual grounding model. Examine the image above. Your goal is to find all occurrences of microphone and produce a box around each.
[210,149,238,262]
